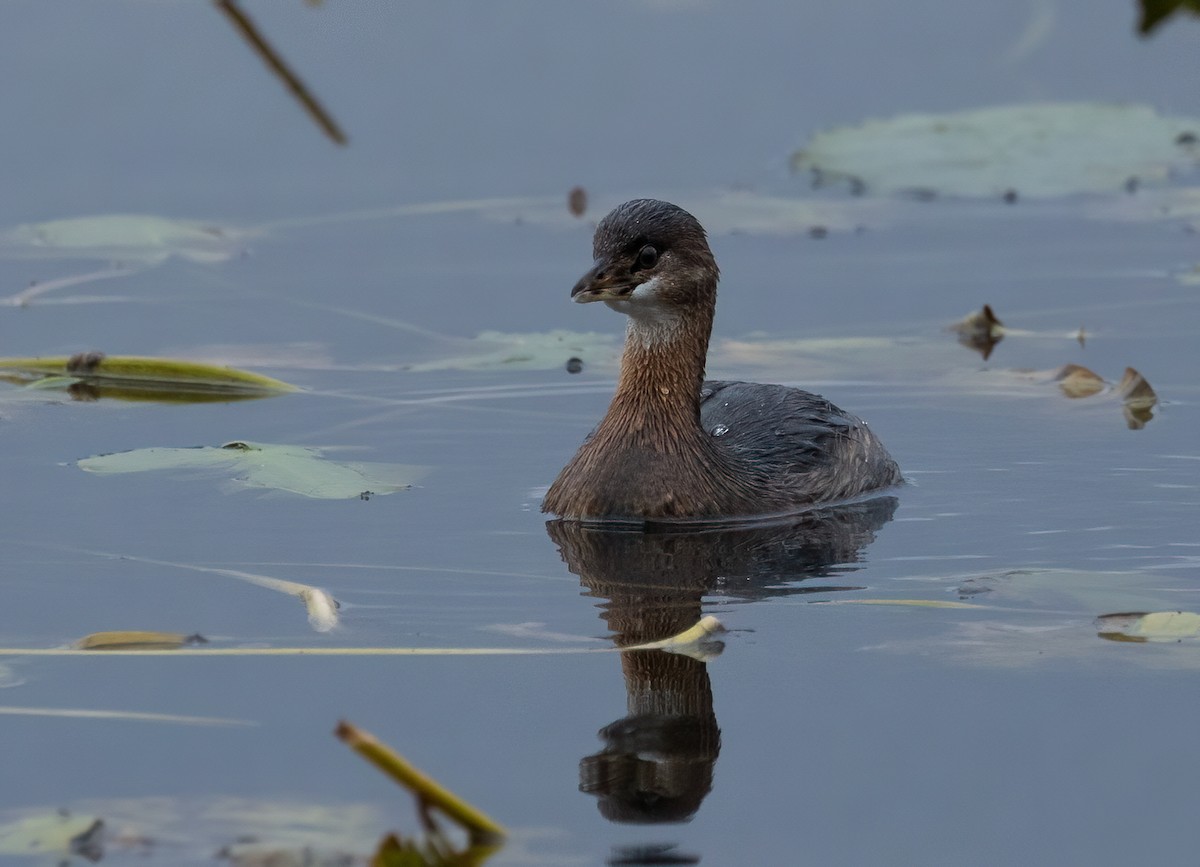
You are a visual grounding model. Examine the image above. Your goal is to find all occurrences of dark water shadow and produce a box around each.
[545,497,897,833]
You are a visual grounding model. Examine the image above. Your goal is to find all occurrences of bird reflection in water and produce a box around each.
[545,496,897,835]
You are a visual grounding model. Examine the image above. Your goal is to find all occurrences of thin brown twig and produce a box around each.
[214,0,348,145]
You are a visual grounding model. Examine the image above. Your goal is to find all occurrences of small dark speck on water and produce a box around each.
[565,357,584,374]
[809,225,828,239]
[1176,131,1197,146]
[904,187,938,202]
[849,177,866,196]
[359,490,374,500]
[1003,189,1018,204]
[1125,176,1140,194]
[568,186,588,217]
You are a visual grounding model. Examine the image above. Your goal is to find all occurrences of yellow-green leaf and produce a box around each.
[0,350,297,398]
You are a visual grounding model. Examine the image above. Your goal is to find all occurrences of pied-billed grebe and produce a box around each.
[542,199,901,521]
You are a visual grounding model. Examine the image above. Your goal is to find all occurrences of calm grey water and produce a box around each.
[2,2,1199,865]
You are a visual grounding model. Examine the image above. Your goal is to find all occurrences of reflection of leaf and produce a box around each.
[1096,611,1200,642]
[791,102,1200,198]
[78,441,426,500]
[0,353,296,402]
[1139,0,1200,34]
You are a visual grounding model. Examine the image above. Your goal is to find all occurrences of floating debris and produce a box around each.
[950,304,1005,360]
[1115,366,1158,429]
[567,185,588,217]
[75,631,208,651]
[1055,363,1106,398]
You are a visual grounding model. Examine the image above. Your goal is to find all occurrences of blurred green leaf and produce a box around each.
[1139,0,1200,34]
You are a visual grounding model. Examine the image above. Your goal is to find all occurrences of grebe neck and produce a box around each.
[600,304,713,442]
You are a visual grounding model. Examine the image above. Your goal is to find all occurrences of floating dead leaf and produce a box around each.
[1054,363,1106,398]
[623,615,726,661]
[75,631,207,651]
[1115,366,1158,429]
[950,304,1005,359]
[1096,611,1200,642]
[78,441,426,500]
[0,353,296,402]
[791,102,1200,198]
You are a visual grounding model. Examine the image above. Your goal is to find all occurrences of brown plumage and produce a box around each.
[542,199,901,522]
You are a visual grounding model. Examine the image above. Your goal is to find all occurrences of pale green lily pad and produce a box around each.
[482,189,894,234]
[78,441,426,499]
[0,214,257,264]
[791,102,1200,198]
[0,798,386,863]
[1096,611,1200,642]
[0,811,103,859]
[405,329,618,372]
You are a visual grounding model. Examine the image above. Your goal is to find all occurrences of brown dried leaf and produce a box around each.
[1054,363,1106,398]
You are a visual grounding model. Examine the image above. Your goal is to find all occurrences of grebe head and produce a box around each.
[570,200,719,325]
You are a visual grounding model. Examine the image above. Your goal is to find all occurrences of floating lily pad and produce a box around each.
[1096,611,1200,642]
[791,102,1200,198]
[0,214,256,264]
[405,330,618,372]
[0,798,385,864]
[481,189,894,235]
[0,353,296,402]
[78,441,426,500]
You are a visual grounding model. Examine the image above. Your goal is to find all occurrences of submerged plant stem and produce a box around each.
[336,720,507,846]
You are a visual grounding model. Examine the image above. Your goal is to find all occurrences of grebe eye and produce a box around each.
[636,245,658,270]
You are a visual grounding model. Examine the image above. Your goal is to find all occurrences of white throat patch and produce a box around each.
[605,276,684,349]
